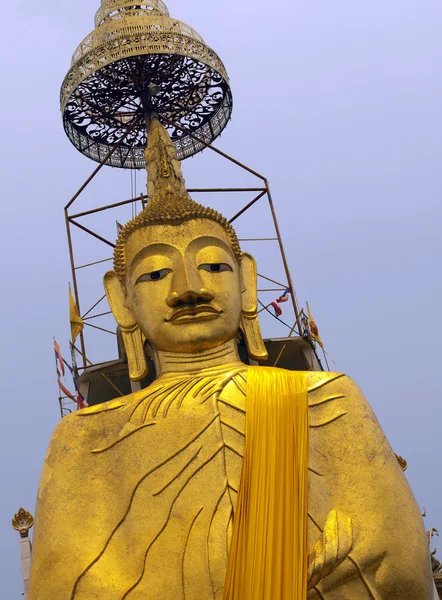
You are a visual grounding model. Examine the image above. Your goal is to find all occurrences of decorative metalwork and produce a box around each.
[12,508,34,538]
[61,2,232,167]
[94,0,170,28]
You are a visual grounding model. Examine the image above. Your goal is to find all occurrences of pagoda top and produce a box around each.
[61,0,232,168]
[94,0,170,28]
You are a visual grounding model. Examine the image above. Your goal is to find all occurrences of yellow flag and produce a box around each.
[307,301,324,348]
[69,287,84,344]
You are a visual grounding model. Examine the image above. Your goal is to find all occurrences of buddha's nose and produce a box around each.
[167,288,215,308]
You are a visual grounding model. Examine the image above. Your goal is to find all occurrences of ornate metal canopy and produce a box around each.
[61,0,233,168]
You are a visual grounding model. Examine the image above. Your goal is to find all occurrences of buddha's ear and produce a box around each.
[240,252,258,315]
[239,253,268,361]
[104,271,148,381]
[104,271,136,329]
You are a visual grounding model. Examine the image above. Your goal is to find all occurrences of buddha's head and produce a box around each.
[104,118,267,380]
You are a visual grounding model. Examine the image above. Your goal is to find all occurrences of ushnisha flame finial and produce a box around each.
[113,117,241,281]
[12,508,34,538]
[144,116,187,202]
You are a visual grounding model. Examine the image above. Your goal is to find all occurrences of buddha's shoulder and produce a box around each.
[303,370,363,396]
[244,367,368,411]
[47,389,148,447]
[246,366,359,393]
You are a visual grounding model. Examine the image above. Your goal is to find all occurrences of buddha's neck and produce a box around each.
[153,339,242,376]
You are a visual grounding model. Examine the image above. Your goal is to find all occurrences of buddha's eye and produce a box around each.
[198,263,233,273]
[136,268,172,284]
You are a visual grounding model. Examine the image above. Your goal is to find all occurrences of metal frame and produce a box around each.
[65,120,303,370]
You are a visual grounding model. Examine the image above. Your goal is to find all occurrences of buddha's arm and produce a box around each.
[29,411,121,600]
[307,373,433,600]
[29,415,80,599]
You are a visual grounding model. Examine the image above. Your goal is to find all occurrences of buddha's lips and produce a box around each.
[165,305,223,323]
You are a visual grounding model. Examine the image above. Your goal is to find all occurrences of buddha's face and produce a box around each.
[121,219,242,353]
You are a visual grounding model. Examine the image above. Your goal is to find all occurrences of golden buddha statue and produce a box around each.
[29,118,433,600]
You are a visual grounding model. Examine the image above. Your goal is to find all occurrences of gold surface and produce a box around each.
[113,118,242,283]
[30,121,433,598]
[109,118,266,372]
[29,368,433,598]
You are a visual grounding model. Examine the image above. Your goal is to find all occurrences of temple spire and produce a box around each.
[94,0,170,27]
[144,117,187,201]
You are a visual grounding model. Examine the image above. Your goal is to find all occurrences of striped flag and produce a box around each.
[54,340,86,409]
[270,287,291,316]
[269,302,283,317]
[277,288,290,303]
[62,360,85,409]
[53,338,65,377]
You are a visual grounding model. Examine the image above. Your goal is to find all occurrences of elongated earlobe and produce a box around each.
[239,253,268,361]
[120,325,148,382]
[104,271,148,381]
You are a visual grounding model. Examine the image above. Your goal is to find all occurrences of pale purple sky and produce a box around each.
[2,0,442,596]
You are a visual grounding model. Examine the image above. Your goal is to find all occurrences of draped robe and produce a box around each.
[29,366,432,600]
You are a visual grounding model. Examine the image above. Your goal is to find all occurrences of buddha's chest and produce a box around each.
[74,374,248,600]
[122,371,247,502]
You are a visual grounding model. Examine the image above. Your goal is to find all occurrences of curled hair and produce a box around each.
[114,191,241,281]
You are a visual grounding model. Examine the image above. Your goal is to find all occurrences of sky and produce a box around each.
[2,0,442,596]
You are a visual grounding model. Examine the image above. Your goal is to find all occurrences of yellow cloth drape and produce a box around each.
[69,287,84,344]
[223,367,309,600]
